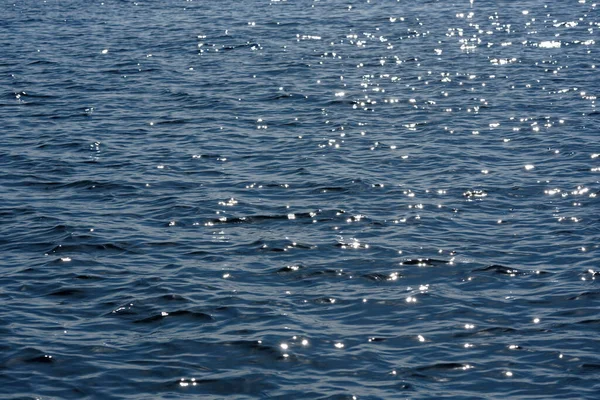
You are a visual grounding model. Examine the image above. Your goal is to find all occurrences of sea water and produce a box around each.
[1,0,599,398]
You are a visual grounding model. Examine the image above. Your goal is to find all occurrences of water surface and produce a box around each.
[1,0,599,398]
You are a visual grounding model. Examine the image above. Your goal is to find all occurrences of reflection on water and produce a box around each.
[1,0,599,398]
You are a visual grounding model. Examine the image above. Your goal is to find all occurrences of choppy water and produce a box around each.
[1,0,599,398]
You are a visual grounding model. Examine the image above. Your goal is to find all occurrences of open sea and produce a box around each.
[1,0,599,398]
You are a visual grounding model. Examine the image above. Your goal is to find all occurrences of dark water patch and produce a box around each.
[275,267,351,282]
[47,288,87,298]
[205,211,321,226]
[252,238,316,253]
[74,274,104,281]
[276,264,305,274]
[568,291,600,301]
[400,258,450,267]
[473,265,525,276]
[578,319,600,325]
[46,242,135,255]
[579,362,600,371]
[165,373,278,396]
[414,362,472,372]
[361,272,403,282]
[453,326,519,338]
[367,337,388,343]
[159,294,190,302]
[3,348,55,367]
[311,186,350,194]
[152,119,191,126]
[16,179,139,193]
[24,354,55,364]
[311,297,341,305]
[133,310,214,324]
[221,42,262,52]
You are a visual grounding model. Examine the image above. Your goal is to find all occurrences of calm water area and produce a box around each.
[1,0,599,398]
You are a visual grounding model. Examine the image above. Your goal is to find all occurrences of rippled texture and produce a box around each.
[1,0,599,398]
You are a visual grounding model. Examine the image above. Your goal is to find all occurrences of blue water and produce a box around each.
[1,0,599,398]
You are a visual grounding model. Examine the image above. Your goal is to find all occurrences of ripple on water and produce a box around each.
[1,0,600,399]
